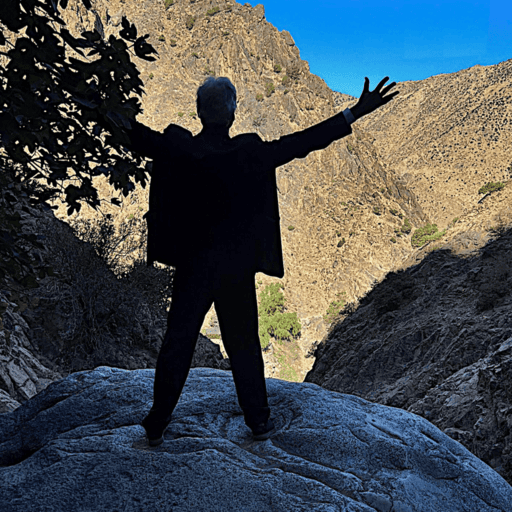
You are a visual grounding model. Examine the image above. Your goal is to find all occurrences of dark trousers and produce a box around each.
[145,256,270,432]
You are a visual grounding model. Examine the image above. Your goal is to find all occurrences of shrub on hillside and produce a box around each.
[478,181,506,195]
[258,283,301,349]
[206,6,220,16]
[186,15,196,29]
[411,224,446,248]
[34,216,172,359]
[401,218,412,234]
[265,82,275,97]
[323,293,346,325]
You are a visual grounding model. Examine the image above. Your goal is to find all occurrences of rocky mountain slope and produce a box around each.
[1,366,510,511]
[347,59,512,228]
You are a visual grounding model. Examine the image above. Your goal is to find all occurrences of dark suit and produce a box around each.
[129,111,352,433]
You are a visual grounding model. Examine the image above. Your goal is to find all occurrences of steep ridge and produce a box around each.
[56,0,426,351]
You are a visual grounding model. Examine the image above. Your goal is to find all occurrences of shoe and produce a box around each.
[141,413,171,447]
[252,418,275,440]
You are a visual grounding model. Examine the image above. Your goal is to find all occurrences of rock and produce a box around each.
[306,229,512,485]
[0,366,510,511]
[0,389,20,414]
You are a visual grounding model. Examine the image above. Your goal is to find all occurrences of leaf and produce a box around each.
[82,30,102,43]
[134,36,157,61]
[120,17,137,41]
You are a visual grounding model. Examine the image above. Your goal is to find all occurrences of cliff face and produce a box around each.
[57,0,427,340]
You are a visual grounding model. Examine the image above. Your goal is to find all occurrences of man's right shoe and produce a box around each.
[252,418,275,440]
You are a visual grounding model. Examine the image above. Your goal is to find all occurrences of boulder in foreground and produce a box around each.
[0,367,510,511]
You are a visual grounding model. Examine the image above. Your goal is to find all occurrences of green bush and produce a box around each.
[274,64,282,73]
[170,39,177,46]
[288,225,295,231]
[373,206,381,215]
[400,218,412,234]
[177,112,184,117]
[347,144,353,154]
[206,6,220,16]
[192,52,199,58]
[256,93,264,101]
[390,208,398,216]
[411,224,446,248]
[158,35,165,41]
[282,75,290,86]
[258,284,301,349]
[391,237,396,243]
[148,73,154,79]
[337,238,345,247]
[186,15,196,29]
[478,181,506,194]
[323,293,346,325]
[164,0,174,7]
[265,82,275,97]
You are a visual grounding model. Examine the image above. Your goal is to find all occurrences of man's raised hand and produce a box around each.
[351,77,399,121]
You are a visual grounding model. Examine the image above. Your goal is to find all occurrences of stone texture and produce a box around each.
[306,227,512,485]
[0,366,510,511]
[0,291,62,411]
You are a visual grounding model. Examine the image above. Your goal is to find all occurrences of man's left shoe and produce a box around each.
[141,412,171,447]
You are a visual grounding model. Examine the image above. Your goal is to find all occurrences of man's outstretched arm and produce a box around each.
[126,118,165,159]
[262,76,398,168]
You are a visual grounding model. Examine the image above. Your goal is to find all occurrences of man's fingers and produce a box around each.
[363,77,370,94]
[383,91,400,103]
[374,76,390,92]
[381,82,397,95]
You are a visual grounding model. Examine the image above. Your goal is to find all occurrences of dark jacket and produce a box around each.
[129,112,352,277]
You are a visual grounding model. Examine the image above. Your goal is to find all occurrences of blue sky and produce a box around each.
[246,0,512,98]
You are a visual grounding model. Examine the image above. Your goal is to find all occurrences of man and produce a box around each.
[128,75,398,446]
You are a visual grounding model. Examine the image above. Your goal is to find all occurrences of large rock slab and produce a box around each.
[0,367,510,511]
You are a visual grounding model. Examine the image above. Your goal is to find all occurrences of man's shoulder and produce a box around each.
[163,124,193,141]
[232,132,263,145]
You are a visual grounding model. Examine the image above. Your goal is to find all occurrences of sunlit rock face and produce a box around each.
[0,366,510,511]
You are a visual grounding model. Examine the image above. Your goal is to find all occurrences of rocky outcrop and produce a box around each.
[306,226,512,485]
[0,292,61,413]
[1,366,510,511]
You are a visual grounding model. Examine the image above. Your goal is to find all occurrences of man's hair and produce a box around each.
[196,77,237,124]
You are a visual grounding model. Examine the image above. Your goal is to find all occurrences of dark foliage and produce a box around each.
[0,0,157,215]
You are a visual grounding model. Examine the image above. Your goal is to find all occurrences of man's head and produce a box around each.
[196,77,237,128]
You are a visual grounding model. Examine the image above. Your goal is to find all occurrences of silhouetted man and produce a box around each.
[128,76,398,446]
